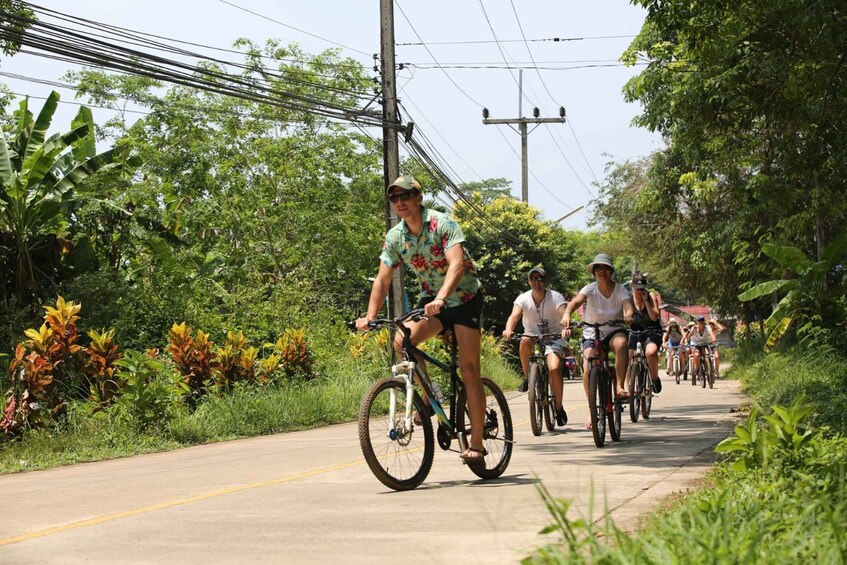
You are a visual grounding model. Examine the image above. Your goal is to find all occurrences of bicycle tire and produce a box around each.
[706,355,715,388]
[674,355,681,385]
[358,378,434,491]
[642,372,652,419]
[609,377,622,442]
[700,359,707,388]
[588,367,606,447]
[457,377,513,480]
[629,362,642,423]
[543,368,555,432]
[527,363,543,436]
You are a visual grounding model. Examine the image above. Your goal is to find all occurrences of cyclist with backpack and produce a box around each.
[503,266,571,426]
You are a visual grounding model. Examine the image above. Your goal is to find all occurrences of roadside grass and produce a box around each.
[525,345,847,563]
[0,329,520,474]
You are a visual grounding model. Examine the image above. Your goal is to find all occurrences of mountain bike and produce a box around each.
[352,309,513,491]
[568,320,626,448]
[666,344,683,385]
[691,344,715,389]
[511,332,568,436]
[627,330,654,423]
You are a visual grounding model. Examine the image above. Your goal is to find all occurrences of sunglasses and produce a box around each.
[388,191,415,203]
[530,276,545,282]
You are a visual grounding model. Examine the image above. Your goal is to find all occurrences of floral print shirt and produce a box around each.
[379,207,481,307]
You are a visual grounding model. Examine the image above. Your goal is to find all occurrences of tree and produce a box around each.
[739,235,847,350]
[459,178,514,205]
[0,0,34,61]
[0,91,140,306]
[63,42,386,344]
[615,1,847,320]
[453,193,585,330]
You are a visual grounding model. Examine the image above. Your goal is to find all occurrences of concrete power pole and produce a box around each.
[482,70,566,202]
[379,0,404,317]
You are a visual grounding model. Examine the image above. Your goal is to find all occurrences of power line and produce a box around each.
[475,0,535,109]
[394,1,484,108]
[397,34,637,46]
[405,62,647,71]
[216,0,372,57]
[0,4,389,129]
[510,0,599,184]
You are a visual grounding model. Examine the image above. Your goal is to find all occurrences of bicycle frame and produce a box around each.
[393,322,460,431]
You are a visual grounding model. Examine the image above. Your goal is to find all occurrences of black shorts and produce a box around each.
[628,331,662,350]
[418,291,483,332]
[581,328,627,352]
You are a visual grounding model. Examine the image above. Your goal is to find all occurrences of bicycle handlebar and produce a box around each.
[509,332,562,341]
[346,308,428,332]
[566,319,627,329]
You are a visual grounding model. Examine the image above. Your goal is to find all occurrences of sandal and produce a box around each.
[460,447,488,465]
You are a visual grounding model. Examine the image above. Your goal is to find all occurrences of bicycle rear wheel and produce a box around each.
[358,378,434,491]
[527,363,543,436]
[457,377,513,480]
[588,367,606,447]
[629,362,642,423]
[642,373,652,419]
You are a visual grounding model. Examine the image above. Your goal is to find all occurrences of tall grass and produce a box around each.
[0,324,521,474]
[525,344,847,563]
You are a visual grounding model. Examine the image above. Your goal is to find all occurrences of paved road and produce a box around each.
[0,375,743,564]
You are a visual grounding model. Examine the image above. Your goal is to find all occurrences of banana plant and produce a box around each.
[0,90,141,305]
[738,234,847,350]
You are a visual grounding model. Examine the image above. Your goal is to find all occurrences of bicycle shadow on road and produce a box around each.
[395,475,541,492]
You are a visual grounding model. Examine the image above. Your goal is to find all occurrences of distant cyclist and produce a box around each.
[662,319,685,377]
[503,266,570,426]
[687,316,714,378]
[708,319,726,378]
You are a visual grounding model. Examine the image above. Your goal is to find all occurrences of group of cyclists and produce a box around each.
[356,176,724,468]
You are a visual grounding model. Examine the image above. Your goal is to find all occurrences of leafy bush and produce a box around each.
[110,349,187,430]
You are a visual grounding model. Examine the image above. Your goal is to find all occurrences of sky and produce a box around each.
[0,0,662,230]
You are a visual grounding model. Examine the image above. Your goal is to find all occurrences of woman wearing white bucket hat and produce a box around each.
[561,254,633,429]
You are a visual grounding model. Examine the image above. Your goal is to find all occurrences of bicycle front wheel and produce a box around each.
[588,367,606,447]
[527,363,543,436]
[629,362,642,423]
[543,369,555,432]
[457,377,513,480]
[358,378,434,491]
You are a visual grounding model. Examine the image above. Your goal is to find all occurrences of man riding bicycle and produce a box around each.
[355,176,487,465]
[502,266,570,427]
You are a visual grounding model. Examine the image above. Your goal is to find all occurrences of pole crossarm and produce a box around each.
[483,117,566,125]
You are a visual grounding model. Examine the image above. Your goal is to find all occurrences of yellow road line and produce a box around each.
[0,459,362,547]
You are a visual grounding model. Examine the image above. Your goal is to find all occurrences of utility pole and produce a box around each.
[482,70,566,202]
[379,0,404,317]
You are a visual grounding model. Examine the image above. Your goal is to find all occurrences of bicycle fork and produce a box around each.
[392,360,449,431]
